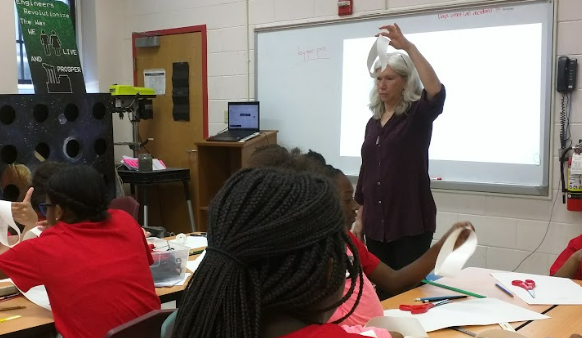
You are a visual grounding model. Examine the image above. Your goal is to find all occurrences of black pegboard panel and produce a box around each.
[0,93,115,201]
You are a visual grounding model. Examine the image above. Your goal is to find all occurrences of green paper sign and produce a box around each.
[15,0,85,94]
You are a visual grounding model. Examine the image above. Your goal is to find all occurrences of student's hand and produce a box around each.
[142,228,151,238]
[353,219,364,241]
[441,222,475,250]
[11,188,38,228]
[376,23,413,52]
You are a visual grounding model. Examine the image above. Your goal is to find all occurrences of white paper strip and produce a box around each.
[366,36,392,77]
[0,201,21,248]
[434,227,477,277]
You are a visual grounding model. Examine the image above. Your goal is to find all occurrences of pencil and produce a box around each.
[422,279,486,299]
[495,283,514,298]
[415,295,468,302]
[0,315,21,323]
[451,326,476,337]
[0,306,25,311]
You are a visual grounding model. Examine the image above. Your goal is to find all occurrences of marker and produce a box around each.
[189,249,205,256]
[190,233,207,237]
[0,315,21,323]
[415,295,467,303]
[431,177,443,181]
[495,283,514,298]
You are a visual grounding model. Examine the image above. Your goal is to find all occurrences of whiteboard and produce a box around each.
[256,1,553,195]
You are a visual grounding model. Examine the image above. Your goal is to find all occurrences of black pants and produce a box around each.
[366,232,433,300]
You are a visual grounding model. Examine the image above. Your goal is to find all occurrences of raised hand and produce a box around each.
[11,187,38,228]
[376,23,413,51]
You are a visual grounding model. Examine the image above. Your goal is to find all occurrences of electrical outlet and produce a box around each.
[223,110,228,123]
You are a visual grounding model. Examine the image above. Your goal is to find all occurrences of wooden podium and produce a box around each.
[195,131,278,231]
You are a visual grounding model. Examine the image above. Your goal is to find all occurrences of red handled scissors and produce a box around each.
[399,299,450,314]
[512,279,536,298]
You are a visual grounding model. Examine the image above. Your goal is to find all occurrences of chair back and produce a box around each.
[110,196,140,221]
[104,309,175,338]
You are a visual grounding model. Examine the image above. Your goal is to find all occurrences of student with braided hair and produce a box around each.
[0,165,160,338]
[248,146,474,326]
[171,168,393,338]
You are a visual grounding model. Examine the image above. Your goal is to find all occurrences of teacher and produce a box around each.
[354,23,445,297]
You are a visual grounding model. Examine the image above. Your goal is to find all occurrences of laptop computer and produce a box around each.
[206,102,260,142]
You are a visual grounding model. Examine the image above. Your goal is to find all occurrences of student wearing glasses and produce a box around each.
[0,165,160,338]
[354,24,446,299]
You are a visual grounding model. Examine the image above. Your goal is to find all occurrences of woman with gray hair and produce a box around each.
[353,24,445,299]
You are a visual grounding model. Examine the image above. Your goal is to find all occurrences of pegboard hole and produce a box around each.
[94,139,107,156]
[65,139,81,160]
[1,145,18,164]
[92,103,106,120]
[100,173,109,187]
[35,143,50,162]
[33,104,49,123]
[0,106,16,125]
[3,185,20,202]
[64,104,79,122]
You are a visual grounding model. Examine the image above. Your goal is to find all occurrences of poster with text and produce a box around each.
[15,0,85,94]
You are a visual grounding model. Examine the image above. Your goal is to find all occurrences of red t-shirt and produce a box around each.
[0,209,161,338]
[280,324,366,338]
[550,234,582,280]
[348,232,381,275]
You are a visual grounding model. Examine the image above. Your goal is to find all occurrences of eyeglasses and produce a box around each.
[38,203,56,217]
[388,52,408,67]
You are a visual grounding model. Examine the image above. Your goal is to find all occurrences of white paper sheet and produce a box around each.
[144,69,166,95]
[154,273,191,288]
[0,201,21,247]
[491,272,582,305]
[382,298,548,332]
[186,250,205,273]
[19,285,51,310]
[367,316,428,338]
[434,227,477,277]
[170,236,207,249]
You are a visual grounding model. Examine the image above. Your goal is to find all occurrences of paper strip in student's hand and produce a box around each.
[366,36,392,77]
[0,201,21,248]
[367,316,428,338]
[434,227,477,277]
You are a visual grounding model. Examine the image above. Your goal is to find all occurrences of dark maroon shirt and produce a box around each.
[355,85,446,243]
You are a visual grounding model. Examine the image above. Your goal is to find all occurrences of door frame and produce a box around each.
[131,25,209,138]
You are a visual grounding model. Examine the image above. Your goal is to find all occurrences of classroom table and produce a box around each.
[0,241,204,338]
[381,267,580,338]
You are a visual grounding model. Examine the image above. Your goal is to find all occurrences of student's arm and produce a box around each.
[377,23,442,99]
[368,222,473,295]
[552,248,582,279]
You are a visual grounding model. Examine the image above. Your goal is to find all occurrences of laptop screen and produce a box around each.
[228,102,259,131]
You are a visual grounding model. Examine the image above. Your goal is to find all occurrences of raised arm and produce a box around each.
[377,23,442,99]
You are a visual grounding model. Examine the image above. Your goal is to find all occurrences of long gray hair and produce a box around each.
[368,52,422,119]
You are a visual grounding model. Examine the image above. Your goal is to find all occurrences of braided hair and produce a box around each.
[46,165,110,223]
[173,168,363,338]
